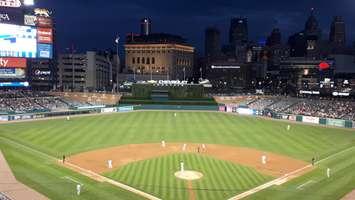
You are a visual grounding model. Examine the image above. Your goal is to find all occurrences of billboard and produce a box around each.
[302,116,319,124]
[0,24,37,58]
[37,17,52,27]
[24,15,53,28]
[0,7,23,24]
[24,14,36,26]
[37,27,52,43]
[0,68,25,78]
[0,81,29,87]
[37,43,52,58]
[0,57,26,68]
[0,0,21,8]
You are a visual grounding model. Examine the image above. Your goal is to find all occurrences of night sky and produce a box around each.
[36,0,355,54]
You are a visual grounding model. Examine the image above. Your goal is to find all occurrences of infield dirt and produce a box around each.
[67,143,310,177]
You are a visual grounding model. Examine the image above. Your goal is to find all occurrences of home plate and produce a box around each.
[175,170,203,181]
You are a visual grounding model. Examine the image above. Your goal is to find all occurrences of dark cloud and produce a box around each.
[36,0,355,53]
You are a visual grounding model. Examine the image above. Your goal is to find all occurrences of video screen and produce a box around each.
[0,24,37,58]
[0,68,26,79]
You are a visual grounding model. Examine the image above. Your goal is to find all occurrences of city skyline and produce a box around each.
[36,0,355,53]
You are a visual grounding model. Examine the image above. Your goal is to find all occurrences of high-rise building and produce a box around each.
[329,16,346,48]
[288,32,307,57]
[204,27,221,58]
[57,51,115,92]
[229,17,248,45]
[266,28,282,47]
[140,18,152,36]
[304,9,322,58]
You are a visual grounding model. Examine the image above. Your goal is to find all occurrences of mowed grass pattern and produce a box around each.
[0,112,354,161]
[0,111,354,200]
[245,147,355,200]
[105,153,272,200]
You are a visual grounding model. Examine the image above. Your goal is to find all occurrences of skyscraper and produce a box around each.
[205,27,221,58]
[304,9,321,37]
[229,17,248,45]
[266,28,282,47]
[140,18,152,36]
[329,16,346,48]
[304,8,322,58]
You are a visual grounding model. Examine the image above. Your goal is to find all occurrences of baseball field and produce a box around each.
[0,111,354,200]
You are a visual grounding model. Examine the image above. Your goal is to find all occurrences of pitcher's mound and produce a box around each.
[175,170,203,181]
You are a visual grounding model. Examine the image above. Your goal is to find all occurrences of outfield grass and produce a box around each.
[105,153,272,200]
[0,111,354,200]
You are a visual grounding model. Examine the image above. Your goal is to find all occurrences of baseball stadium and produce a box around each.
[1,1,355,200]
[0,89,354,200]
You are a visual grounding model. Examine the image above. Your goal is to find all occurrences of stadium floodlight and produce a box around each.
[23,0,34,6]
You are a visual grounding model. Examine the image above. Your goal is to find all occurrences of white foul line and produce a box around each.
[227,145,355,200]
[0,137,162,200]
[296,180,314,190]
[62,176,83,186]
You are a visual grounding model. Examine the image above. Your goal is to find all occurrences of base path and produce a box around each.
[0,151,48,200]
[342,190,355,200]
[68,143,309,177]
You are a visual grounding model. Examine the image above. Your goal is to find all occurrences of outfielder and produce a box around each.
[76,184,81,195]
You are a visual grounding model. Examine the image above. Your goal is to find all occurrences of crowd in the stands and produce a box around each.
[247,97,355,121]
[0,90,70,114]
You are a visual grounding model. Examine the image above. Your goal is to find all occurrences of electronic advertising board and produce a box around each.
[0,57,26,68]
[0,0,22,8]
[37,27,52,43]
[0,7,24,24]
[0,23,37,58]
[37,43,52,58]
[0,57,26,79]
[0,81,29,87]
[0,68,25,79]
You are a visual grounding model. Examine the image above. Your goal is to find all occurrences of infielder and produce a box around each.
[108,160,113,169]
[182,143,187,151]
[261,155,267,165]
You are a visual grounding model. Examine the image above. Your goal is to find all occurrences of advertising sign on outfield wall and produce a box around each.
[0,115,8,121]
[219,106,226,112]
[118,106,134,112]
[327,119,345,127]
[288,115,297,121]
[226,105,233,113]
[101,107,117,113]
[236,107,254,115]
[302,116,319,124]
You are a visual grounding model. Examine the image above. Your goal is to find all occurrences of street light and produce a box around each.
[115,35,120,92]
